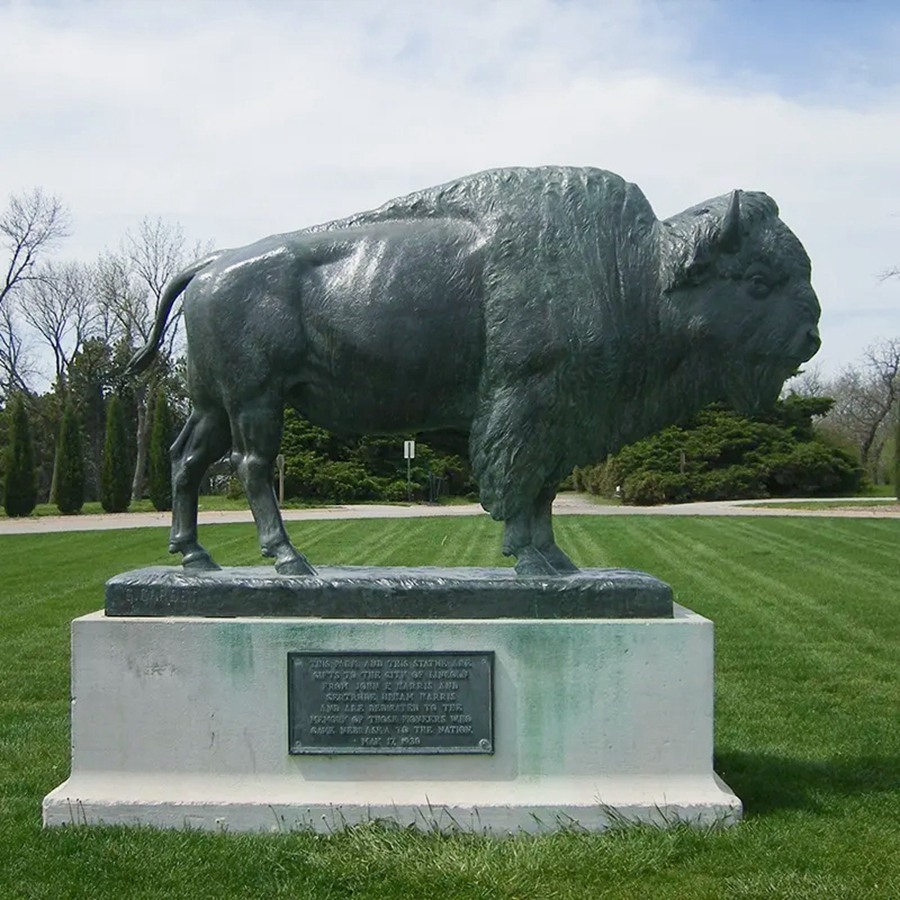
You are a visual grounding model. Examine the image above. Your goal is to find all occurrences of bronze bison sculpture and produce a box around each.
[129,166,821,576]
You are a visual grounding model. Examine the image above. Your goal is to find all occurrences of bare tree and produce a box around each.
[782,363,826,399]
[93,249,147,346]
[95,217,199,500]
[819,337,900,480]
[0,303,37,396]
[21,261,96,392]
[17,260,99,501]
[857,338,900,469]
[127,217,189,339]
[95,217,201,354]
[1,189,70,311]
[0,189,70,397]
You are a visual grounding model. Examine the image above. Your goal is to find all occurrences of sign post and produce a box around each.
[403,440,415,502]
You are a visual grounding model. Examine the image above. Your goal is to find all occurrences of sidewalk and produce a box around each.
[0,494,896,535]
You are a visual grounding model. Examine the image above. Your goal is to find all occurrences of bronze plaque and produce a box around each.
[288,651,493,754]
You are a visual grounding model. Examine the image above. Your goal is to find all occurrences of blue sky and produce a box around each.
[691,0,900,96]
[1,0,898,381]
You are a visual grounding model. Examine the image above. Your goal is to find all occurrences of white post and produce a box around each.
[403,441,415,502]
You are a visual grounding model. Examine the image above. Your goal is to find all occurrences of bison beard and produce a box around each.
[128,166,821,576]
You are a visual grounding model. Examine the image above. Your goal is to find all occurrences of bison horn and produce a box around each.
[720,189,741,253]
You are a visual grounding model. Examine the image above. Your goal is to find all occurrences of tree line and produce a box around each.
[0,188,195,514]
[0,188,475,515]
[0,186,898,515]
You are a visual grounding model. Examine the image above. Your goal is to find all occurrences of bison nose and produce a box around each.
[803,327,821,360]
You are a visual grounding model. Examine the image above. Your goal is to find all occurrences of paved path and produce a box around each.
[0,495,896,535]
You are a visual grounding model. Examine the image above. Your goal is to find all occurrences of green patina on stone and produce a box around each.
[212,622,256,683]
[511,624,617,773]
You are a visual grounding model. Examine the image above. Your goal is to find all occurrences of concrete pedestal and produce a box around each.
[44,600,741,834]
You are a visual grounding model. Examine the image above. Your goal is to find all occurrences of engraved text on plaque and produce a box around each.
[288,651,493,754]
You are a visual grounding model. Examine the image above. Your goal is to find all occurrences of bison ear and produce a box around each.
[719,189,741,254]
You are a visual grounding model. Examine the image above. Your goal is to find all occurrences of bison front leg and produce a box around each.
[471,384,574,577]
[530,487,579,574]
[502,510,557,576]
[169,409,230,571]
[230,403,316,576]
[500,491,577,576]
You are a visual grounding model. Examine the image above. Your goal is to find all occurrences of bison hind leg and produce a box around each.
[169,408,231,570]
[229,398,316,576]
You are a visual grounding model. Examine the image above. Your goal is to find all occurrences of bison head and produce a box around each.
[659,190,821,415]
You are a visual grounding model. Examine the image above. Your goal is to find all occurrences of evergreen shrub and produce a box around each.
[580,398,863,505]
[55,403,85,514]
[100,395,131,513]
[148,389,174,511]
[278,410,475,504]
[3,394,37,517]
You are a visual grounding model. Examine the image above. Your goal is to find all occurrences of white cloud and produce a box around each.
[1,0,898,377]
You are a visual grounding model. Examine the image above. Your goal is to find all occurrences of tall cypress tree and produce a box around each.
[3,394,37,517]
[55,403,85,514]
[101,394,131,513]
[148,388,173,511]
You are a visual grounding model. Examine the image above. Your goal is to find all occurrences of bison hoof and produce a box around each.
[514,546,579,577]
[181,550,221,571]
[513,548,558,577]
[541,545,580,574]
[275,556,317,577]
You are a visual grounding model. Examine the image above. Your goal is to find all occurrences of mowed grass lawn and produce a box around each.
[1,516,897,899]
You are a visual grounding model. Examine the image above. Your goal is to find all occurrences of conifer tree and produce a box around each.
[55,403,85,514]
[101,394,131,513]
[148,388,173,511]
[3,394,37,517]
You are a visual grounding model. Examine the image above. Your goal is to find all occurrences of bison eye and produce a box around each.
[685,260,709,284]
[745,270,772,298]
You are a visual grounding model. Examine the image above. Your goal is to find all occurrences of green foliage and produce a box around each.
[761,392,835,439]
[580,399,863,505]
[54,403,85,514]
[100,395,131,513]
[21,338,188,507]
[66,338,128,501]
[2,391,63,504]
[279,411,476,504]
[148,388,174,511]
[2,393,37,517]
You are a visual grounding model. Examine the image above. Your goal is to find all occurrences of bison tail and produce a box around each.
[125,251,226,376]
